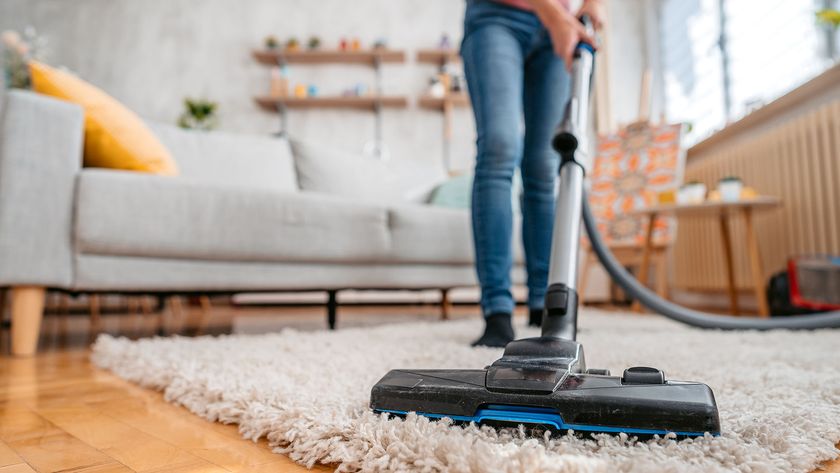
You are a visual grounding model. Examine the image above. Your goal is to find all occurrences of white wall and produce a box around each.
[2,0,649,174]
[1,0,472,170]
[603,0,654,128]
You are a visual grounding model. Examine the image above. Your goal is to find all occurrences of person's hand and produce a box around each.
[531,0,596,70]
[577,0,606,31]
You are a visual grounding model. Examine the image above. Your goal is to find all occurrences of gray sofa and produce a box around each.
[0,90,524,355]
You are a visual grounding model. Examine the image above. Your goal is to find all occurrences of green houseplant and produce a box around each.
[817,8,840,60]
[816,8,840,28]
[177,98,219,131]
[264,35,280,50]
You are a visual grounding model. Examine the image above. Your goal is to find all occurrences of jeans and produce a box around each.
[461,0,571,317]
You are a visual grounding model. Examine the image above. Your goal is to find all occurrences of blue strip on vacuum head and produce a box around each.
[375,404,717,438]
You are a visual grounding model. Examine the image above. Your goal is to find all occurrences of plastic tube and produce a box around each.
[582,194,840,329]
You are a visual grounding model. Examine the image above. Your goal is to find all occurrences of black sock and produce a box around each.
[472,313,514,348]
[528,308,544,327]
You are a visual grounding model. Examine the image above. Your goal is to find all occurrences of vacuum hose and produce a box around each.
[582,194,840,329]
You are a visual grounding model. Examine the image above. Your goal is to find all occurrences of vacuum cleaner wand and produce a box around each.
[541,17,596,342]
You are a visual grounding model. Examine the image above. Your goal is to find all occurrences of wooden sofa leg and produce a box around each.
[10,286,45,357]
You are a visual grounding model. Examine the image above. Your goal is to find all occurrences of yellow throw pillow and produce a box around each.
[29,61,178,176]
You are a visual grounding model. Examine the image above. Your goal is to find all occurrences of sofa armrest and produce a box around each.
[0,90,84,287]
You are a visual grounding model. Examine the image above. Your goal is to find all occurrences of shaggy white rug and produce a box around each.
[91,309,840,473]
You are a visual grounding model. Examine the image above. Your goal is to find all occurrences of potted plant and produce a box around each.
[177,98,218,131]
[717,176,743,202]
[2,27,47,89]
[264,35,280,50]
[677,180,706,204]
[817,9,840,28]
[307,36,321,50]
[286,37,300,52]
[817,8,840,60]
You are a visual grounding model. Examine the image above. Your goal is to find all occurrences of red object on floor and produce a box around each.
[787,256,840,311]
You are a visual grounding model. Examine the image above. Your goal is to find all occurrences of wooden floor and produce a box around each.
[1,303,837,472]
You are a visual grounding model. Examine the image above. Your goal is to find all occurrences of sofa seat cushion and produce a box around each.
[387,206,525,265]
[75,169,389,264]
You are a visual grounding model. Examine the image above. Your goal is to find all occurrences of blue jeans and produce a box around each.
[462,0,571,317]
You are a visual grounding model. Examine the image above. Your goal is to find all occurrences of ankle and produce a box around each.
[529,308,543,327]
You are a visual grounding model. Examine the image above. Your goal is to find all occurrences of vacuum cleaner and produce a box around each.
[370,17,840,438]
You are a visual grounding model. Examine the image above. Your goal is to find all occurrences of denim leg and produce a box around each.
[462,23,526,317]
[521,33,571,310]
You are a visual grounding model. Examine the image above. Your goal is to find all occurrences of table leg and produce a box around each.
[654,250,669,300]
[632,213,657,313]
[743,208,770,317]
[718,214,739,315]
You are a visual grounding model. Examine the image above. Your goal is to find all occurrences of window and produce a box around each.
[659,0,835,144]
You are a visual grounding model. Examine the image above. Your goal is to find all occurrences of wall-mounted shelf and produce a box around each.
[253,48,407,160]
[418,94,470,111]
[253,49,406,66]
[416,49,461,65]
[417,49,467,171]
[256,96,408,112]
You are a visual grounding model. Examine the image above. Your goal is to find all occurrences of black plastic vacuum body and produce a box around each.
[370,22,721,438]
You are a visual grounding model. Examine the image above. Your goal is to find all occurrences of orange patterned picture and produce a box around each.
[588,122,684,246]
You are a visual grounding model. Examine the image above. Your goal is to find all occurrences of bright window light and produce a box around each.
[659,0,834,144]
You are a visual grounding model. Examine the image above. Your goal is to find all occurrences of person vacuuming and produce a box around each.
[371,28,723,431]
[370,5,840,437]
[370,14,725,438]
[463,0,604,347]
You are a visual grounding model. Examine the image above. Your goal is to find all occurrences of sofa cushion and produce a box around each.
[147,122,298,192]
[290,138,445,203]
[387,205,525,265]
[75,169,388,264]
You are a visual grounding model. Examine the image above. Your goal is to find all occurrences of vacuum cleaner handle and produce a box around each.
[552,15,596,160]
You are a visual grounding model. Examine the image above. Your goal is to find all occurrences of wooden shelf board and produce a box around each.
[417,49,461,64]
[418,94,470,110]
[255,96,409,111]
[253,49,406,66]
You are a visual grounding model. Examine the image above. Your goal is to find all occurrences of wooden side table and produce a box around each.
[628,197,781,317]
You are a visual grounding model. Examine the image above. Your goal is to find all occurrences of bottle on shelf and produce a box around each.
[269,65,290,98]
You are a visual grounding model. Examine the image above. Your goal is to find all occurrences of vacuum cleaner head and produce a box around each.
[371,337,720,438]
